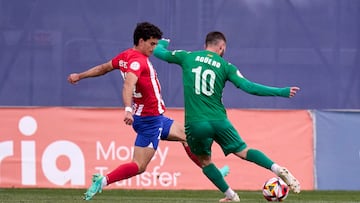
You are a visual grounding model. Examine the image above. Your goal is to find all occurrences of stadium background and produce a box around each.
[0,0,359,191]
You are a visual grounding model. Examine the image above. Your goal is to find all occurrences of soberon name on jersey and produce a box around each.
[195,55,221,68]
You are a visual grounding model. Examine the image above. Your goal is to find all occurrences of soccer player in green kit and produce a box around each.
[154,31,301,202]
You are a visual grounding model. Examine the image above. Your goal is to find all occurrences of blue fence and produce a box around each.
[315,110,360,190]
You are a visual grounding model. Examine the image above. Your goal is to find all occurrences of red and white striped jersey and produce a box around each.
[112,48,166,116]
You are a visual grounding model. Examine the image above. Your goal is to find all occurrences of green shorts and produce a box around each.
[185,119,247,156]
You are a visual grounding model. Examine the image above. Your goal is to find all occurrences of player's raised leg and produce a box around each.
[83,147,154,200]
[166,120,230,176]
[236,148,301,193]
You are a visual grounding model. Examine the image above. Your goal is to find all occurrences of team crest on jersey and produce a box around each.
[130,61,140,71]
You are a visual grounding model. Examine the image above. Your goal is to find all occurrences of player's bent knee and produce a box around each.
[137,165,148,173]
[235,147,249,159]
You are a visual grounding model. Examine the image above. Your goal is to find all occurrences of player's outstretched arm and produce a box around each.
[154,39,188,65]
[153,39,172,61]
[230,73,300,98]
[67,60,114,84]
[227,65,300,98]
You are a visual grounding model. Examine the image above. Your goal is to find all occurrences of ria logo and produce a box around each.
[0,116,85,186]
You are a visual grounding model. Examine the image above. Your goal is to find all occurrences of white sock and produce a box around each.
[224,188,236,198]
[271,163,281,175]
[101,176,107,187]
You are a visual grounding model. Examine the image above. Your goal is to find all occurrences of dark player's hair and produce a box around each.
[133,22,163,45]
[205,31,226,46]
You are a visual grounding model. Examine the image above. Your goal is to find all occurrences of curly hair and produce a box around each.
[133,22,163,46]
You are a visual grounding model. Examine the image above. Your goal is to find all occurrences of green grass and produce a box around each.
[0,189,360,203]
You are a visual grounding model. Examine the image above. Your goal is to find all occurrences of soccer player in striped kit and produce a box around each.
[68,22,229,200]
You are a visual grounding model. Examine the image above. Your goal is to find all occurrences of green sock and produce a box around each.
[245,149,274,170]
[203,163,229,192]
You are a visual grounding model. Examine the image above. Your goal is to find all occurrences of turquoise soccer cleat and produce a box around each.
[219,165,230,177]
[83,174,104,200]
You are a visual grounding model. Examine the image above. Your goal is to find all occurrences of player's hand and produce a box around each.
[123,111,134,125]
[68,73,80,84]
[289,86,300,98]
[161,38,170,43]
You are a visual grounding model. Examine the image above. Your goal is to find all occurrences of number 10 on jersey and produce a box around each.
[192,66,216,96]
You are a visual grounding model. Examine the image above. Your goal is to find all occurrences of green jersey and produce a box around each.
[154,39,290,123]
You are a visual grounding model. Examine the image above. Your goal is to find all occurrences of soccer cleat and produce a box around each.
[83,174,104,200]
[219,193,240,202]
[277,167,301,193]
[219,165,230,177]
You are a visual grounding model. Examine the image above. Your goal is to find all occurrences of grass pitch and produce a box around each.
[0,188,360,203]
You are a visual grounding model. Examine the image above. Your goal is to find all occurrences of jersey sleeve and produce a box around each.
[154,39,188,65]
[125,59,143,78]
[227,64,290,97]
[111,52,142,78]
[111,54,121,69]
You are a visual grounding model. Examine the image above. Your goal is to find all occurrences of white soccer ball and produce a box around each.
[262,177,289,202]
